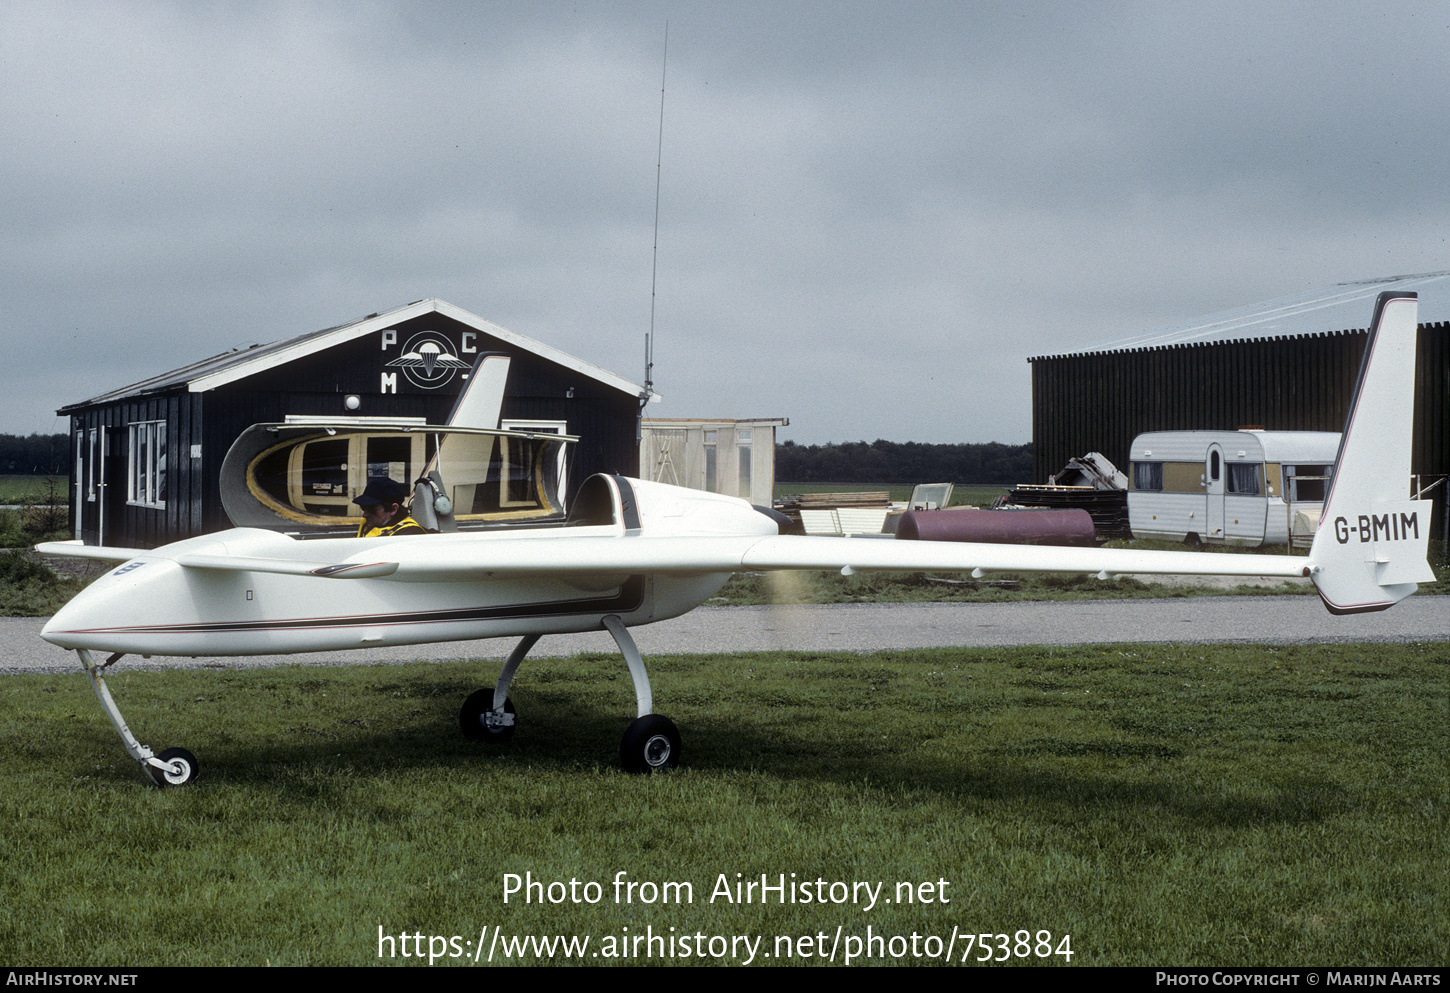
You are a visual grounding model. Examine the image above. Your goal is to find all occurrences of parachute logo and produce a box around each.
[385,330,471,389]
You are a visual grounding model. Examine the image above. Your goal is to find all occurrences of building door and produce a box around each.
[76,426,111,545]
[78,424,125,546]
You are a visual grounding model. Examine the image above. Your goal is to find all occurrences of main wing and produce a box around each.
[355,531,1310,583]
[37,525,1308,599]
[739,535,1309,580]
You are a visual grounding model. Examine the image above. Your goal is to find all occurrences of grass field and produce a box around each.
[2,642,1445,966]
[0,474,65,504]
[0,475,70,550]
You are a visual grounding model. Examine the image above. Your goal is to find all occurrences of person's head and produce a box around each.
[355,478,409,528]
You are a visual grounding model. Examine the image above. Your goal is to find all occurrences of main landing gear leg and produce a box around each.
[75,649,199,787]
[460,623,680,773]
[602,615,681,774]
[459,634,538,743]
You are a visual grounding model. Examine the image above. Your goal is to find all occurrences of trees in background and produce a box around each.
[776,439,1031,484]
[0,434,68,474]
[1,432,1035,485]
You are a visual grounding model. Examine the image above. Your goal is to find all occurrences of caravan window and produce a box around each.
[1285,464,1331,502]
[1132,461,1163,491]
[1227,462,1260,495]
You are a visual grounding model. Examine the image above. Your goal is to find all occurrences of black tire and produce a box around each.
[1184,532,1201,547]
[147,747,199,787]
[620,714,680,774]
[460,689,515,743]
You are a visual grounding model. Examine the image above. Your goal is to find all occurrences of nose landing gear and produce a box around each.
[76,649,200,787]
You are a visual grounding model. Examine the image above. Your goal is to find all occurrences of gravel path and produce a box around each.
[3,595,1444,674]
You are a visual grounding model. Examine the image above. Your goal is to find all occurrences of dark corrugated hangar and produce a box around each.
[1028,274,1450,539]
[60,299,645,548]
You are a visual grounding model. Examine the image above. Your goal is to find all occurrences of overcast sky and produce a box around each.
[4,0,1448,445]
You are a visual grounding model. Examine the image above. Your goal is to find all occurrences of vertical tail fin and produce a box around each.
[1307,292,1435,613]
[445,352,511,430]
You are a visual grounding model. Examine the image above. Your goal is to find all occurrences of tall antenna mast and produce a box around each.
[643,21,667,407]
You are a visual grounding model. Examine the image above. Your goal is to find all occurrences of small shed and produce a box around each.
[60,299,645,547]
[640,418,789,508]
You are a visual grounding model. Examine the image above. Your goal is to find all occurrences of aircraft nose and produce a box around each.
[37,555,176,651]
[40,599,83,647]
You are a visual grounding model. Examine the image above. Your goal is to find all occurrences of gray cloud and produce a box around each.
[4,0,1447,447]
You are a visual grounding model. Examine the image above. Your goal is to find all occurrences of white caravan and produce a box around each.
[1128,430,1341,546]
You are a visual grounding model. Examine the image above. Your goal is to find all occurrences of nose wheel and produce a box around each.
[146,747,200,787]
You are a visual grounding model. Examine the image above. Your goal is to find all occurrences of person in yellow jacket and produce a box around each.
[354,478,431,537]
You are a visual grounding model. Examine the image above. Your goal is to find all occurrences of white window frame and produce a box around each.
[703,429,718,492]
[127,420,167,509]
[736,427,753,499]
[74,433,84,533]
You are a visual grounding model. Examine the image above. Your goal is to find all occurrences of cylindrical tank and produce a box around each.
[895,507,1096,546]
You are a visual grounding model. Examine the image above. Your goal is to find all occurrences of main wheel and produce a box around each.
[460,689,516,743]
[620,714,680,774]
[147,747,199,787]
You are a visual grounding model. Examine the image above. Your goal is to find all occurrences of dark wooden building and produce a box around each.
[1027,276,1450,541]
[60,299,645,547]
[1029,325,1448,483]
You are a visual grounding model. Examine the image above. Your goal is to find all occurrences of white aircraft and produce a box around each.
[37,293,1435,785]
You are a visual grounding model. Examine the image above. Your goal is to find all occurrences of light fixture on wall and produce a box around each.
[565,387,575,399]
[344,395,361,411]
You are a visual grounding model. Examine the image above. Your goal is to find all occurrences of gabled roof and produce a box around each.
[61,298,647,411]
[1032,272,1450,360]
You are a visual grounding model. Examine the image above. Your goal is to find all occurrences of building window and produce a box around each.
[1132,461,1163,491]
[737,428,752,498]
[703,430,718,492]
[128,421,166,508]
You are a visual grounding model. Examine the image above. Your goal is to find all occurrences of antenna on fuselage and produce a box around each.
[638,21,667,444]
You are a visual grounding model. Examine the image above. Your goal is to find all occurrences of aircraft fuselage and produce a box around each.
[40,478,770,657]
